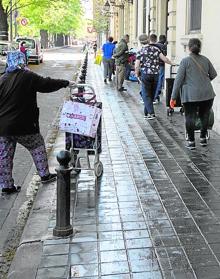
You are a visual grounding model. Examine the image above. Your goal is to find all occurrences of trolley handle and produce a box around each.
[169,64,180,77]
[69,83,97,104]
[69,83,95,94]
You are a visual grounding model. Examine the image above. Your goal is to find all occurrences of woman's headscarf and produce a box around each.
[6,51,28,73]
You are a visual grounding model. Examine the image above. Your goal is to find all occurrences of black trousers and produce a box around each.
[183,99,214,141]
[141,73,158,115]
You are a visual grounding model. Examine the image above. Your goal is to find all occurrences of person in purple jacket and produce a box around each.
[102,36,116,83]
[0,51,74,194]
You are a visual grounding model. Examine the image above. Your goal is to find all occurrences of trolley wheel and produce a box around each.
[167,107,174,116]
[94,161,103,177]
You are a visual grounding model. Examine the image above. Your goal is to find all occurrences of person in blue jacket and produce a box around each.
[102,36,116,83]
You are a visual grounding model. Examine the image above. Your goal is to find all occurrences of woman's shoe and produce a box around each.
[186,141,196,150]
[41,173,57,184]
[2,185,21,194]
[200,138,207,146]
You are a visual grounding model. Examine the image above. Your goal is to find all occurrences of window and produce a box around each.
[189,0,202,31]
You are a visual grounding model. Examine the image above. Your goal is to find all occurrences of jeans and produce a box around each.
[103,57,114,80]
[154,65,165,101]
[125,63,132,80]
[141,73,158,115]
[183,99,214,141]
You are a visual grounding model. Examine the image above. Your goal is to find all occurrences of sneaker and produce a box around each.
[41,173,57,184]
[109,78,112,82]
[104,79,107,83]
[2,185,21,194]
[145,114,156,120]
[186,141,196,150]
[153,96,160,104]
[118,87,127,92]
[200,138,207,146]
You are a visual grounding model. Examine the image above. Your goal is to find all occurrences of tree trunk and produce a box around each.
[0,2,9,40]
[54,34,64,47]
[65,35,68,46]
[40,30,49,49]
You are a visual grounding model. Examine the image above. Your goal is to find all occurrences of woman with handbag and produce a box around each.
[170,38,217,150]
[0,51,74,193]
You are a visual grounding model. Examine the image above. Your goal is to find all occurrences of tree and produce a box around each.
[0,0,83,41]
[93,0,109,34]
[0,0,10,40]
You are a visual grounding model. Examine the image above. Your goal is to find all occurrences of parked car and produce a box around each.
[0,40,18,74]
[16,37,43,65]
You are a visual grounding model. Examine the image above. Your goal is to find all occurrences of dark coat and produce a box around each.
[0,70,69,136]
[113,39,129,66]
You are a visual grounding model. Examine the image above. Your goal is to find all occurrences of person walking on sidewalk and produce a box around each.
[170,38,217,150]
[135,34,172,120]
[102,36,116,83]
[154,35,167,103]
[113,34,129,92]
[93,41,98,58]
[0,51,74,194]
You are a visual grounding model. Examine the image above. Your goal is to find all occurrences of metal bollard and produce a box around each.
[53,150,73,237]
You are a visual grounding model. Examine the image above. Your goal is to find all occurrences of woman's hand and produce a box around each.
[170,99,176,109]
[68,81,76,88]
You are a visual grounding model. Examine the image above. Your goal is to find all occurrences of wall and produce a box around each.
[201,0,220,133]
[174,0,220,133]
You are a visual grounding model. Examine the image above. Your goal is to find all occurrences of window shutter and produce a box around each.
[190,0,202,31]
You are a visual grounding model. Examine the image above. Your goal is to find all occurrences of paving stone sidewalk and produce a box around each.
[16,59,220,279]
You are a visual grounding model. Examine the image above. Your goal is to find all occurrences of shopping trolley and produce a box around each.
[63,83,103,178]
[166,65,184,116]
[184,108,214,141]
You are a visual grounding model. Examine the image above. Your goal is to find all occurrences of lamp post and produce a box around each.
[103,0,111,12]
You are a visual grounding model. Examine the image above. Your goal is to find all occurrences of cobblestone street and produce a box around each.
[9,57,220,279]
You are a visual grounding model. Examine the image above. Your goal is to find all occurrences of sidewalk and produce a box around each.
[8,59,220,279]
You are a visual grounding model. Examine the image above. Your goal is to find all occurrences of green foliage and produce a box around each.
[1,0,83,37]
[93,0,109,33]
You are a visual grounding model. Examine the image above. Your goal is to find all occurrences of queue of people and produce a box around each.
[1,35,216,195]
[96,32,216,150]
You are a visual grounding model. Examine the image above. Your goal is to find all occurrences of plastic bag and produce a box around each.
[94,50,102,65]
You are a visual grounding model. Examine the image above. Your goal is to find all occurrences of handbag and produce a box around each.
[59,99,102,138]
[94,50,102,65]
[195,108,214,130]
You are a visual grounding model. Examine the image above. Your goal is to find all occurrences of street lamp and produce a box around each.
[103,0,124,10]
[103,1,111,12]
[109,0,133,5]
